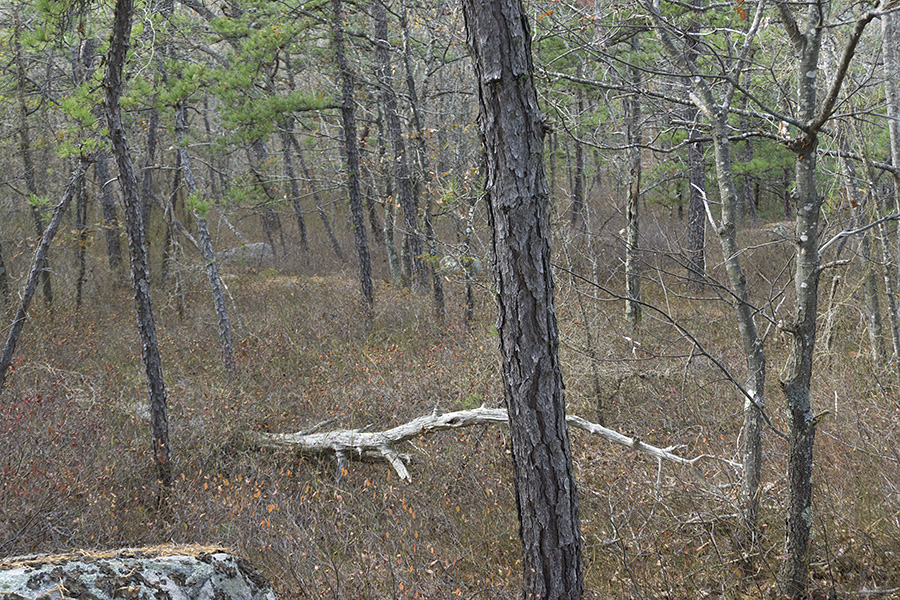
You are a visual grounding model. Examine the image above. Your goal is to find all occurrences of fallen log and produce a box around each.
[0,545,276,600]
[250,406,740,482]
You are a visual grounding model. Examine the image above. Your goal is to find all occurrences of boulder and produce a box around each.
[215,242,275,266]
[0,545,277,600]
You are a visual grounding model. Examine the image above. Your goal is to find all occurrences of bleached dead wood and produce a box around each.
[250,406,739,482]
[0,545,276,600]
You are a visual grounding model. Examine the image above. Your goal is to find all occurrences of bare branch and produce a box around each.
[249,406,738,482]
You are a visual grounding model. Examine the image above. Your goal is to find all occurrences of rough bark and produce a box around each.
[0,546,276,600]
[247,140,284,259]
[104,0,171,490]
[280,117,310,257]
[462,0,584,597]
[74,162,89,308]
[0,228,9,311]
[78,38,124,269]
[141,108,159,242]
[0,164,86,393]
[687,129,706,288]
[771,0,885,593]
[278,54,310,256]
[685,0,706,289]
[332,0,374,315]
[176,102,236,375]
[571,66,585,229]
[375,101,403,284]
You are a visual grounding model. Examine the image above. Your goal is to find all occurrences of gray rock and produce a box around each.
[215,242,275,266]
[0,545,277,600]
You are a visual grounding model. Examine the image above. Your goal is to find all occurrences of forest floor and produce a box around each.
[2,234,900,599]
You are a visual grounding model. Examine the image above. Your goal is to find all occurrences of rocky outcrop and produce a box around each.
[0,545,276,600]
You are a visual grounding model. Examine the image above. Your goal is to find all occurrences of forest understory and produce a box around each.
[1,201,899,600]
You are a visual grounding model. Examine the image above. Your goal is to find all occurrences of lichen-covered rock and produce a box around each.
[215,242,274,266]
[0,545,277,600]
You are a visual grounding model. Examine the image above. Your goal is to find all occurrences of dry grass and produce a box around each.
[1,208,899,600]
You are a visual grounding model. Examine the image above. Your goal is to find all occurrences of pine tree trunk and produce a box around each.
[373,0,426,290]
[14,8,52,309]
[94,151,124,268]
[333,0,374,315]
[289,133,346,263]
[400,4,444,320]
[0,164,86,392]
[74,163,89,308]
[104,0,172,491]
[280,117,310,257]
[176,102,236,375]
[462,0,584,597]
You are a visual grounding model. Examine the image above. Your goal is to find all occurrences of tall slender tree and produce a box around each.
[332,0,374,315]
[104,0,171,490]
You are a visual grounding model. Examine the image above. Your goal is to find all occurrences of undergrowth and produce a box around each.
[1,217,899,600]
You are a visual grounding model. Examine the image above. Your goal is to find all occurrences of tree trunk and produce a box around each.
[687,129,706,288]
[0,164,86,393]
[882,11,900,382]
[373,0,426,290]
[176,102,236,375]
[571,66,586,228]
[645,0,767,541]
[332,0,374,316]
[94,151,124,268]
[162,147,185,318]
[77,37,124,270]
[247,139,284,259]
[141,108,160,243]
[375,101,403,284]
[74,162,89,308]
[884,12,900,201]
[400,3,444,320]
[104,0,172,490]
[0,228,9,312]
[279,53,310,256]
[624,37,642,333]
[838,148,883,364]
[289,133,346,263]
[14,8,52,309]
[462,0,584,597]
[778,10,823,596]
[280,117,310,257]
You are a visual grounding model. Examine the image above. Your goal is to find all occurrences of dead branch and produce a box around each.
[249,406,740,482]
